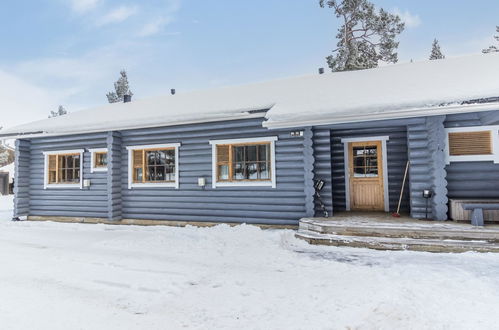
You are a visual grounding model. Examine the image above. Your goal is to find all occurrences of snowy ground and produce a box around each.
[0,195,499,329]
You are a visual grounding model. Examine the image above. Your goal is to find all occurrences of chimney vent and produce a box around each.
[171,89,176,95]
[318,68,325,75]
[123,94,132,103]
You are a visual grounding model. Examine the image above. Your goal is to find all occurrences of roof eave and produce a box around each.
[263,102,499,129]
[1,111,268,140]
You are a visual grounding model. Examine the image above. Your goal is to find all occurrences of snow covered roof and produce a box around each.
[2,53,499,138]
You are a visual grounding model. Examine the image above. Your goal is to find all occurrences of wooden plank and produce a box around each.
[449,131,492,156]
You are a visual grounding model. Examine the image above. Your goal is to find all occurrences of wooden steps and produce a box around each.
[296,217,499,253]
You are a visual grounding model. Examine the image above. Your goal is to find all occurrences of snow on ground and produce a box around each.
[0,195,499,330]
[0,162,14,183]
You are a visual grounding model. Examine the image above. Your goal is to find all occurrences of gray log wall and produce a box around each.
[406,116,450,221]
[107,131,122,221]
[118,118,305,225]
[14,139,30,217]
[16,119,306,225]
[445,112,499,200]
[27,133,108,218]
[13,110,499,224]
[312,128,333,216]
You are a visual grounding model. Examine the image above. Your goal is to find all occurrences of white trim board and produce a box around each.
[88,148,108,173]
[209,136,278,189]
[341,136,390,212]
[126,143,181,189]
[43,149,84,189]
[444,125,499,164]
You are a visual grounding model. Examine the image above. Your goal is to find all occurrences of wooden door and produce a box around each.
[349,141,384,211]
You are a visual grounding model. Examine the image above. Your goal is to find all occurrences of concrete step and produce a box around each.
[296,230,499,253]
[299,218,499,243]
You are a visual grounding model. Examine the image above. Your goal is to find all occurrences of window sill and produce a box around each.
[129,182,178,189]
[214,181,275,188]
[446,155,499,164]
[45,184,81,189]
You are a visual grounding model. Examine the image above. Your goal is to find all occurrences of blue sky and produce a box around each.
[1,0,499,127]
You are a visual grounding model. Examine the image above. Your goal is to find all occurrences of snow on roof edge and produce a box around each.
[263,102,499,129]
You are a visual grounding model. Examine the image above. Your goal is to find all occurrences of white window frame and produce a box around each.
[43,149,84,189]
[209,136,278,189]
[88,148,108,173]
[341,136,390,212]
[126,143,181,189]
[445,125,499,164]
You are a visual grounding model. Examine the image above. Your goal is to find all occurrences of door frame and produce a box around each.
[341,136,390,212]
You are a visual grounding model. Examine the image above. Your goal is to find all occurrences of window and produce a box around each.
[126,143,180,189]
[89,148,108,173]
[445,126,499,164]
[210,136,277,188]
[352,145,378,177]
[43,149,84,189]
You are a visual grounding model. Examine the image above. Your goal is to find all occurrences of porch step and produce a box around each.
[299,218,499,243]
[296,230,499,253]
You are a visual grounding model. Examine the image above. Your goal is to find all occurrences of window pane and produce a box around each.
[354,156,365,168]
[147,151,156,165]
[218,164,229,180]
[234,146,245,163]
[353,147,365,157]
[165,149,175,165]
[158,151,166,165]
[157,166,165,181]
[259,163,269,179]
[234,162,246,180]
[365,157,377,167]
[353,167,365,177]
[166,165,175,181]
[258,144,269,162]
[366,167,378,176]
[247,162,258,179]
[246,146,257,162]
[134,168,143,182]
[95,153,107,167]
[147,166,155,181]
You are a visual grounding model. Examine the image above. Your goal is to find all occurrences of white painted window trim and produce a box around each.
[88,148,108,173]
[42,149,84,189]
[444,125,499,164]
[126,143,181,189]
[209,136,278,189]
[340,136,390,212]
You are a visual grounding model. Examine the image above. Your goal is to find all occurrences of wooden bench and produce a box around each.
[463,203,499,226]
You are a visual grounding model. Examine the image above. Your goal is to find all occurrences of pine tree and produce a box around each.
[49,105,68,118]
[483,26,499,53]
[429,39,445,60]
[107,70,133,103]
[319,0,405,72]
